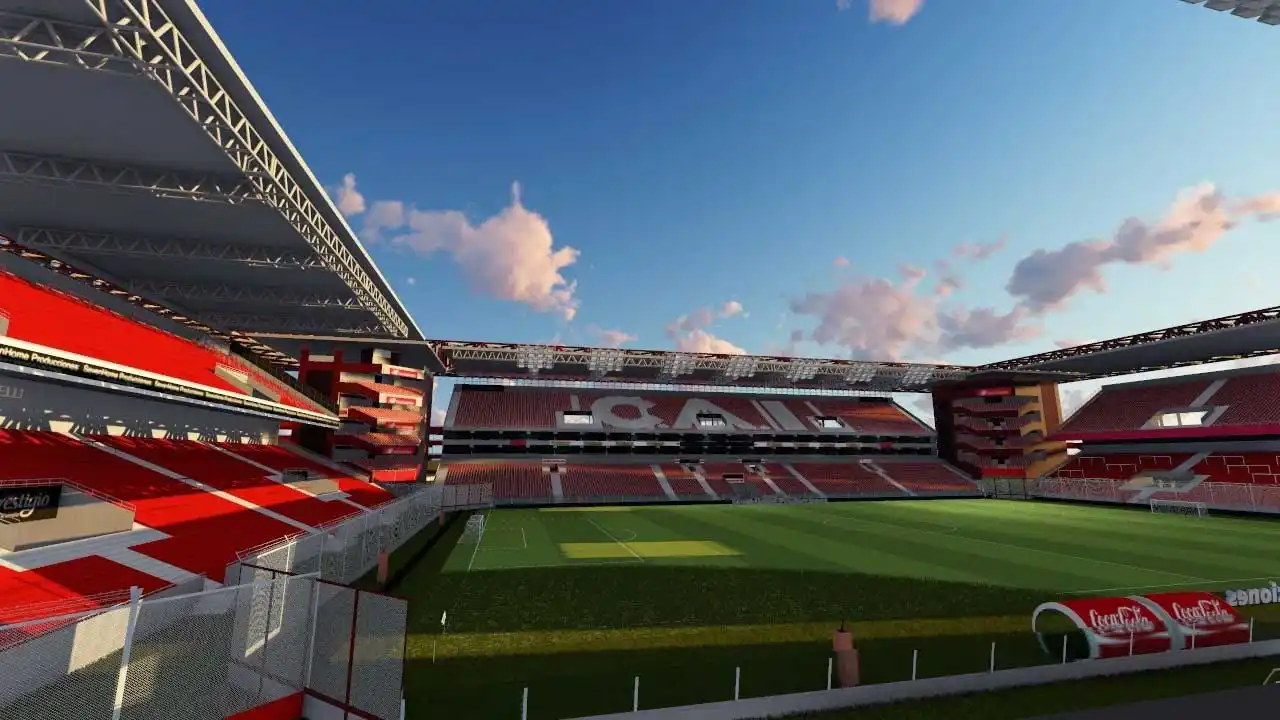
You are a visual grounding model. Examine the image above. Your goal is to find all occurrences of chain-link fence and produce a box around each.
[0,574,408,720]
[225,483,488,586]
[1028,477,1280,514]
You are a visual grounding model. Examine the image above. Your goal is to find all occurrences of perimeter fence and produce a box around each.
[0,573,407,720]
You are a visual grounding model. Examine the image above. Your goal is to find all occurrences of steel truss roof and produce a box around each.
[1181,0,1280,26]
[0,0,418,340]
[427,340,974,393]
[5,0,1280,393]
[985,305,1280,379]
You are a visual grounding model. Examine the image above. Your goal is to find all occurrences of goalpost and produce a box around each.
[460,512,487,544]
[1149,499,1208,518]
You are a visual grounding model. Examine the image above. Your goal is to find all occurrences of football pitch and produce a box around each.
[397,500,1280,719]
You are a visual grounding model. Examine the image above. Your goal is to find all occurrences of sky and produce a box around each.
[201,0,1280,424]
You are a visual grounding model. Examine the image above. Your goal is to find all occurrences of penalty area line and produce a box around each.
[585,516,645,562]
[1067,575,1280,596]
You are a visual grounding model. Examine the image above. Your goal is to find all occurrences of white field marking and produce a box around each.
[617,529,638,542]
[486,558,646,572]
[480,526,530,552]
[465,516,486,573]
[585,516,645,562]
[1067,575,1280,596]
[819,512,1206,584]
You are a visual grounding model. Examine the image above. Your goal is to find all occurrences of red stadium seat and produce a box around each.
[91,437,363,527]
[560,465,667,500]
[0,271,325,413]
[444,462,551,500]
[1060,380,1211,434]
[0,430,299,583]
[879,462,978,494]
[788,462,903,497]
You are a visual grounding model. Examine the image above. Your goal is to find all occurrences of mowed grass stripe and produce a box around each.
[411,614,1030,659]
[765,504,1165,592]
[933,499,1280,545]
[651,503,994,584]
[822,503,1274,582]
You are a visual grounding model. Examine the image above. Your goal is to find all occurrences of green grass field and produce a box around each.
[396,499,1280,719]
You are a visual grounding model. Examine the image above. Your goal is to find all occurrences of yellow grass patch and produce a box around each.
[559,540,740,559]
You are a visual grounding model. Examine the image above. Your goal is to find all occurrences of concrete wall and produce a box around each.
[0,371,274,441]
[0,490,135,551]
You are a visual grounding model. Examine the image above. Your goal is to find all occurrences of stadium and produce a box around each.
[2,0,1280,719]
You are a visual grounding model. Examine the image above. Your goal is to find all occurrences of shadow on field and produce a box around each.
[406,630,1059,720]
[406,564,1050,634]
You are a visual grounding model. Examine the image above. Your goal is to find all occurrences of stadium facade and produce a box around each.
[1,1,1279,719]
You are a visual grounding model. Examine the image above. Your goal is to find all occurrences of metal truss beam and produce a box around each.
[0,10,146,73]
[1180,0,1280,27]
[432,341,972,391]
[0,151,260,203]
[985,306,1280,375]
[69,0,409,338]
[197,312,384,335]
[126,280,367,310]
[17,228,326,269]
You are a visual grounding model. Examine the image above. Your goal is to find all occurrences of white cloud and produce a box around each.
[869,0,925,25]
[589,326,638,348]
[331,173,366,217]
[347,181,581,320]
[1053,338,1093,349]
[833,256,850,268]
[1007,184,1280,313]
[665,301,748,355]
[671,329,747,355]
[953,237,1006,261]
[405,277,417,286]
[430,407,446,425]
[789,265,1037,361]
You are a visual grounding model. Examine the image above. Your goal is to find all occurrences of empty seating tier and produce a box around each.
[560,466,667,500]
[450,386,926,435]
[1060,380,1210,434]
[1192,453,1280,484]
[1051,453,1193,481]
[444,462,551,500]
[0,557,171,626]
[0,431,299,584]
[0,271,321,412]
[94,438,359,528]
[789,463,903,497]
[879,462,978,494]
[660,465,709,499]
[215,443,394,508]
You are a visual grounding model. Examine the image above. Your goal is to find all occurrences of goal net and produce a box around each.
[1150,499,1208,517]
[459,513,487,544]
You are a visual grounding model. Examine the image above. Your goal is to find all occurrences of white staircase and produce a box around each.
[782,464,826,498]
[651,465,680,501]
[865,461,916,497]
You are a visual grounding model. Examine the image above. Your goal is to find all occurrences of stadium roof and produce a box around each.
[6,0,1279,394]
[427,340,977,393]
[984,305,1280,380]
[0,0,420,341]
[1181,0,1280,26]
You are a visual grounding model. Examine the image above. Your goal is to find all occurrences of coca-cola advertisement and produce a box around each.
[1133,592,1250,650]
[1032,596,1172,660]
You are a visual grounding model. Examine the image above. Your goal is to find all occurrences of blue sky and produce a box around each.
[203,0,1280,418]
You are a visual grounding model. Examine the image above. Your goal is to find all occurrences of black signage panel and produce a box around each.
[0,484,63,523]
[0,343,336,427]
